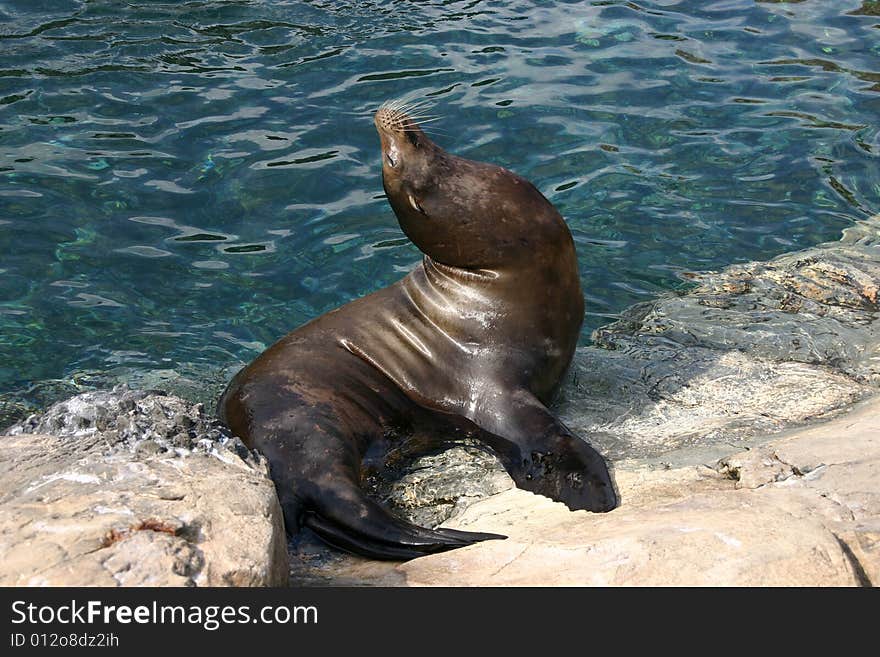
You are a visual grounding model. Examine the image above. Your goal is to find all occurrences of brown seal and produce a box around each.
[218,99,617,560]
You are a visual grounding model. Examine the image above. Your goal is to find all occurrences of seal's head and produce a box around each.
[375,100,572,270]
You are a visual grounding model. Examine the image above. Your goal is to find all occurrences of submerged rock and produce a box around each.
[0,363,241,432]
[0,389,287,586]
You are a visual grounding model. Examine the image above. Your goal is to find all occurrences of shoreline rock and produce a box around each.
[0,389,287,586]
[558,214,880,466]
[382,395,880,586]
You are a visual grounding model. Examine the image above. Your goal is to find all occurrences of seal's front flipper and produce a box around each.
[302,484,505,561]
[469,389,618,513]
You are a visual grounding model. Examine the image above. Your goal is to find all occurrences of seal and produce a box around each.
[218,99,618,560]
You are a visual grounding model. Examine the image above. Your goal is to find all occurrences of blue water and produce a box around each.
[1,0,879,421]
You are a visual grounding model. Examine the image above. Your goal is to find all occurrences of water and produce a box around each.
[1,0,879,421]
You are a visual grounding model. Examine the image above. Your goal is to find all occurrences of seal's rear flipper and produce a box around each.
[302,489,505,561]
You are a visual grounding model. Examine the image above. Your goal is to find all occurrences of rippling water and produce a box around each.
[1,0,879,420]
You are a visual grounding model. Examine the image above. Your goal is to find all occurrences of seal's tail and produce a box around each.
[301,484,505,561]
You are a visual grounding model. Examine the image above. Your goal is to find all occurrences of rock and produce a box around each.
[0,389,287,586]
[371,441,513,528]
[323,396,880,586]
[557,215,880,464]
[7,386,236,453]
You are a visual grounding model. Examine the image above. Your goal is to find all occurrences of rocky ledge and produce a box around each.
[4,215,880,586]
[310,396,879,586]
[0,389,287,586]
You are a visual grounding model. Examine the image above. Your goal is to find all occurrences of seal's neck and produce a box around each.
[424,256,500,284]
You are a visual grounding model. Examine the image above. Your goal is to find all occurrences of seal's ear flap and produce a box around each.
[408,193,427,216]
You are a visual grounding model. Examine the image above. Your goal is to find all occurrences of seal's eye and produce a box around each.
[386,152,397,167]
[406,131,420,148]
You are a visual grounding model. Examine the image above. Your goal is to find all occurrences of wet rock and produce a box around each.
[6,385,257,461]
[558,215,880,464]
[0,390,287,586]
[559,345,866,464]
[377,444,513,528]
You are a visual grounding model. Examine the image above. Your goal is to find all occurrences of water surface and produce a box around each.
[1,0,878,421]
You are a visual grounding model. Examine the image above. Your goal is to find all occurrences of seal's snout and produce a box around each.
[375,100,429,172]
[374,106,396,132]
[374,104,410,135]
[375,98,435,137]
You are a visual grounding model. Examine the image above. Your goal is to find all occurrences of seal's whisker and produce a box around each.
[398,112,442,123]
[380,99,408,115]
[399,117,441,127]
[394,98,433,116]
[411,128,449,137]
[409,117,443,125]
[403,103,433,116]
[395,96,430,109]
[409,130,447,137]
[377,96,443,132]
[389,97,426,114]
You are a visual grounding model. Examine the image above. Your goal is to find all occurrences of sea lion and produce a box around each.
[218,99,618,560]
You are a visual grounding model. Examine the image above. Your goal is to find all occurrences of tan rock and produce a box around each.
[316,397,880,586]
[0,431,287,587]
